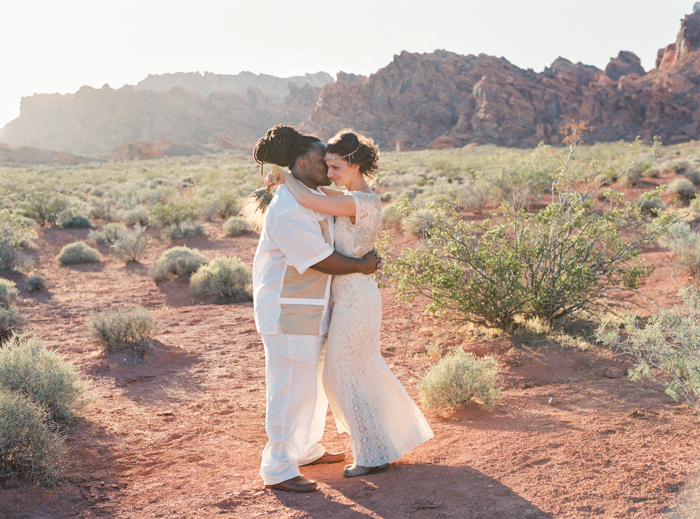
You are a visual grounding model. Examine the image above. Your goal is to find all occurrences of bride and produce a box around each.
[268,129,433,477]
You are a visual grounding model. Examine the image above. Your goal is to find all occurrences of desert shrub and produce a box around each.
[201,192,240,220]
[22,191,67,227]
[190,256,253,303]
[643,166,660,178]
[161,220,205,241]
[672,160,691,174]
[149,246,208,283]
[635,197,666,216]
[685,168,700,186]
[381,202,404,227]
[592,173,611,186]
[0,244,33,274]
[223,216,253,237]
[0,209,36,248]
[56,242,101,265]
[0,389,65,485]
[659,221,700,275]
[88,222,126,245]
[60,215,92,229]
[88,197,116,220]
[26,275,46,293]
[123,207,150,227]
[88,186,104,197]
[400,208,434,239]
[0,210,36,274]
[89,305,156,356]
[0,335,88,423]
[597,287,700,414]
[620,168,642,186]
[659,161,674,175]
[382,191,672,328]
[668,178,696,201]
[380,129,674,328]
[0,307,25,343]
[0,279,19,307]
[455,181,492,213]
[417,350,501,409]
[149,200,196,227]
[111,224,149,264]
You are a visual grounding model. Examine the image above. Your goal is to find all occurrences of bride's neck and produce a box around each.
[345,175,369,192]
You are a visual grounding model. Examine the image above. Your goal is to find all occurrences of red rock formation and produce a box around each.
[605,51,646,81]
[301,10,700,149]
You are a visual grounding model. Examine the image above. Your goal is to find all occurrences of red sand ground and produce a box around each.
[2,177,700,518]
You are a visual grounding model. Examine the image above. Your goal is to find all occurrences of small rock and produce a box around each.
[548,396,556,406]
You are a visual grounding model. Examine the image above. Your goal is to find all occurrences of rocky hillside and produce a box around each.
[4,9,700,155]
[302,9,700,149]
[0,73,330,155]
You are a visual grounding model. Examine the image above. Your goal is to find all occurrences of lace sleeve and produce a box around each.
[351,192,382,254]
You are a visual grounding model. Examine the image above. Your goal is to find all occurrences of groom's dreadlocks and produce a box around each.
[253,125,321,177]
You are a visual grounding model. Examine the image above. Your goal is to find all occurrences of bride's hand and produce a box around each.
[263,170,286,189]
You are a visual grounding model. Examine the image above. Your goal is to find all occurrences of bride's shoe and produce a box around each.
[342,463,389,477]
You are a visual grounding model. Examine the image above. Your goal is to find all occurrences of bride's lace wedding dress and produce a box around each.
[323,191,434,467]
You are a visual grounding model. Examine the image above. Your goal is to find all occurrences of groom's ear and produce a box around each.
[295,154,308,172]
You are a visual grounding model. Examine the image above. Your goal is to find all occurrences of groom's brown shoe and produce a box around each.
[300,451,345,466]
[265,476,317,493]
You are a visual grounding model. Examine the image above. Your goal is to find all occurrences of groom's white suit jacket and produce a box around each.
[253,184,335,336]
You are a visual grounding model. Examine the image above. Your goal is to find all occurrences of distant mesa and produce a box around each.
[4,8,700,158]
[0,72,331,156]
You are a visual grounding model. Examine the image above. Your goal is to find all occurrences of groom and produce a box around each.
[253,136,381,493]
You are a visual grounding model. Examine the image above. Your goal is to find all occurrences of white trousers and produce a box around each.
[259,333,328,485]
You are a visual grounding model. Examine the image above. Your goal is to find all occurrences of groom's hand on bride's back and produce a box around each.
[360,250,382,274]
[311,250,381,276]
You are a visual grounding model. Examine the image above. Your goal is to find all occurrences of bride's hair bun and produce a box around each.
[326,129,379,177]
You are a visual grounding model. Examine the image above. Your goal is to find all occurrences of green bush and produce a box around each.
[0,279,19,307]
[0,244,33,274]
[60,215,92,229]
[659,221,700,276]
[56,241,101,265]
[89,305,156,356]
[596,287,700,414]
[22,191,67,227]
[0,209,36,248]
[111,224,149,264]
[149,201,196,227]
[417,350,501,409]
[0,389,65,485]
[0,335,88,423]
[635,197,666,216]
[381,202,404,227]
[26,275,46,293]
[668,178,696,201]
[0,307,25,343]
[620,168,642,186]
[161,221,205,241]
[190,256,253,303]
[149,246,209,283]
[381,190,672,328]
[686,168,700,186]
[123,207,150,227]
[88,222,127,245]
[223,216,253,237]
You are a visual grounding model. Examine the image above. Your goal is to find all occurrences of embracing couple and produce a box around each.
[251,125,433,493]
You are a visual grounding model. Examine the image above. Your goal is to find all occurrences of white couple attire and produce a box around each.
[253,185,433,486]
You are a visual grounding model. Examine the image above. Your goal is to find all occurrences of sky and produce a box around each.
[0,0,696,128]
